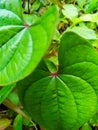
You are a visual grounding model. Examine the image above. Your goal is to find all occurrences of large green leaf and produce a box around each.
[0,0,58,85]
[18,31,98,130]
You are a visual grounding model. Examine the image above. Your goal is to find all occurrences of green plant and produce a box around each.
[1,0,98,130]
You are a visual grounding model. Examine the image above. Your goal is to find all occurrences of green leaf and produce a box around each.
[0,4,58,85]
[13,114,23,130]
[18,32,98,130]
[85,0,98,13]
[0,84,16,104]
[62,4,78,20]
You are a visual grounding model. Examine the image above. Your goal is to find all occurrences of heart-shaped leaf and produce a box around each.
[0,0,58,85]
[18,31,98,130]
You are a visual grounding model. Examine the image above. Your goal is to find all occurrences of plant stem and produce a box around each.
[95,127,98,130]
[28,0,30,14]
[22,0,25,8]
[3,99,38,130]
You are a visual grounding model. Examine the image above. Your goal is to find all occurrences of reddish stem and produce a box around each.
[51,72,58,77]
[24,24,29,28]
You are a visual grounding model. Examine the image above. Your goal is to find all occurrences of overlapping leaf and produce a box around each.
[0,0,58,85]
[18,31,98,130]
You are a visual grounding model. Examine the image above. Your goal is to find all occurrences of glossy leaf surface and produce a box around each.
[0,0,58,85]
[18,31,98,130]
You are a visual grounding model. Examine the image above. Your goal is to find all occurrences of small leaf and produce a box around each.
[62,4,78,20]
[31,0,40,11]
[0,84,16,104]
[0,118,11,130]
[77,0,86,8]
[13,114,23,130]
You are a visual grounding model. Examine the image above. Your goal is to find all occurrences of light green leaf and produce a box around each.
[13,114,23,130]
[75,13,98,25]
[69,26,97,40]
[18,32,98,130]
[0,5,58,85]
[77,0,86,8]
[62,4,78,20]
